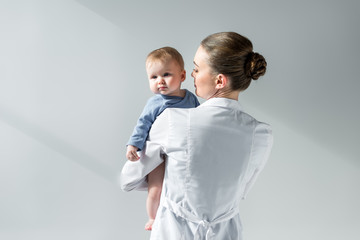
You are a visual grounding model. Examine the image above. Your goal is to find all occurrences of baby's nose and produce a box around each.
[158,77,165,84]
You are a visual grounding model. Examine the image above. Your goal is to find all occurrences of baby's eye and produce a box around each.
[193,68,198,73]
[151,75,157,79]
[163,72,171,77]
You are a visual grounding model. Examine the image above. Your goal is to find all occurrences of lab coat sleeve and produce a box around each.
[119,110,169,192]
[242,122,273,199]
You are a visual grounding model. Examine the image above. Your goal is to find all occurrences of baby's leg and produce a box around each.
[145,161,165,231]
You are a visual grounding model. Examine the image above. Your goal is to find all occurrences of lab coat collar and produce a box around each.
[199,97,243,111]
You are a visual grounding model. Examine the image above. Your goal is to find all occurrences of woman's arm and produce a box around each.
[241,122,273,199]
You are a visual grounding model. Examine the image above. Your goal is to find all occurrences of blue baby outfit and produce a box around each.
[127,89,200,150]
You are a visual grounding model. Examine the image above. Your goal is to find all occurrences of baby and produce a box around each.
[126,47,199,230]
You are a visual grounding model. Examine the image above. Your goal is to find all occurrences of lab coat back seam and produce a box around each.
[183,109,191,207]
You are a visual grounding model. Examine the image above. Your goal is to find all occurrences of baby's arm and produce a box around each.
[126,96,161,161]
[126,145,140,161]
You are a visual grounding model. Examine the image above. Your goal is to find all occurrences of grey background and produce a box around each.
[0,0,359,239]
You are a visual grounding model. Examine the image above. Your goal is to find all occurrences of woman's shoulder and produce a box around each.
[161,107,192,118]
[241,111,272,134]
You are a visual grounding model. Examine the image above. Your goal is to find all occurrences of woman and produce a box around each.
[120,32,273,240]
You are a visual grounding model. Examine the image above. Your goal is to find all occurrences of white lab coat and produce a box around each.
[120,98,273,240]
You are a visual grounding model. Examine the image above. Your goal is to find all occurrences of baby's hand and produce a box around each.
[126,145,140,161]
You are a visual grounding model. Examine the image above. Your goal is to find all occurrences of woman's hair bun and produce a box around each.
[245,52,267,80]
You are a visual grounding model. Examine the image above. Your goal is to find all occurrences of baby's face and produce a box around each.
[146,59,185,96]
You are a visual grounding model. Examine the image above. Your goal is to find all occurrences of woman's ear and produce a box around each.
[215,74,228,89]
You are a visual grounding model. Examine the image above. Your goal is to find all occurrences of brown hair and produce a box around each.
[200,32,267,91]
[146,46,185,70]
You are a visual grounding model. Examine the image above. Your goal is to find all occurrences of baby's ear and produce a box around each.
[181,70,186,82]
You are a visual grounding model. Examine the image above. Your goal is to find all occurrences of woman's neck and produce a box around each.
[208,89,240,101]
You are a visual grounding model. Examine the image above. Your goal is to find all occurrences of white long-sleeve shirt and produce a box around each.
[120,97,273,240]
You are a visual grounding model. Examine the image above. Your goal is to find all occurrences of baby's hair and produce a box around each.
[201,32,267,91]
[146,47,185,70]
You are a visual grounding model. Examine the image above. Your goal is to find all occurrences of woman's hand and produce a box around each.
[126,145,140,161]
